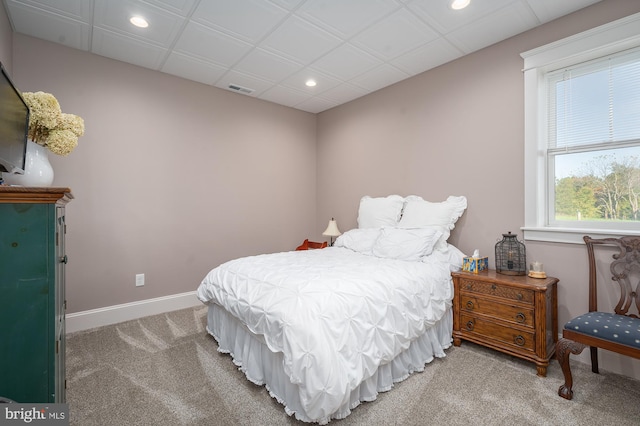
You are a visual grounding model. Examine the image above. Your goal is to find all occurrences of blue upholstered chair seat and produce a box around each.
[564,312,640,349]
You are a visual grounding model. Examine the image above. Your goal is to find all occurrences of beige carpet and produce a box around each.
[66,306,640,425]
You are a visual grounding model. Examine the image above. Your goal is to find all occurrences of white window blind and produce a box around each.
[547,47,640,153]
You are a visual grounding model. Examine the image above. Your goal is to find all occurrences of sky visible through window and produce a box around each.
[555,147,640,179]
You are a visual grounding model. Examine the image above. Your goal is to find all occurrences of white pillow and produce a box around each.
[423,244,467,272]
[398,195,467,230]
[357,195,405,229]
[372,227,443,262]
[334,228,380,255]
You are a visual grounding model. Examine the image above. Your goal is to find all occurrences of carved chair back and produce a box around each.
[585,235,640,318]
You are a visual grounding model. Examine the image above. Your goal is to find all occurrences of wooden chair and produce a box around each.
[557,235,640,400]
[295,239,327,250]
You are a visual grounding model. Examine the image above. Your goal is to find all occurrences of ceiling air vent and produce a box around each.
[227,84,254,95]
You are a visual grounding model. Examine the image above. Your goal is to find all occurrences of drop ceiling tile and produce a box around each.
[525,0,601,24]
[92,27,168,69]
[407,0,514,34]
[294,96,338,114]
[296,0,399,39]
[191,0,288,44]
[5,0,91,50]
[260,15,342,65]
[173,21,253,67]
[142,0,198,17]
[349,63,409,92]
[316,83,368,104]
[445,2,539,53]
[6,0,93,22]
[391,37,463,75]
[351,7,439,61]
[215,70,273,96]
[93,0,185,47]
[259,84,312,107]
[162,51,228,85]
[234,48,303,83]
[310,43,383,81]
[267,0,305,11]
[280,67,342,93]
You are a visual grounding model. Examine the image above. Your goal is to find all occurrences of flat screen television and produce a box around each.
[0,62,29,176]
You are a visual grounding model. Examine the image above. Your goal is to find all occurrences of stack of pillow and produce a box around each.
[334,195,467,266]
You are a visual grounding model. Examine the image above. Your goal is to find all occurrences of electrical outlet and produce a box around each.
[135,273,145,287]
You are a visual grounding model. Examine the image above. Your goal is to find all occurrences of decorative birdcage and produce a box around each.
[495,232,526,275]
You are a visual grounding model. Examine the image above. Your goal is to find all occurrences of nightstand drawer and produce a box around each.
[459,278,534,304]
[460,313,535,352]
[460,294,535,327]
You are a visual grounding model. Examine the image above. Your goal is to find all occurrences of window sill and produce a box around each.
[522,227,640,244]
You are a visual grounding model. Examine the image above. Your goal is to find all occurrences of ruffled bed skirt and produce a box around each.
[206,303,453,424]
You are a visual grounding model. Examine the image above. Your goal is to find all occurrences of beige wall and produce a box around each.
[9,35,317,314]
[316,0,640,379]
[0,0,12,71]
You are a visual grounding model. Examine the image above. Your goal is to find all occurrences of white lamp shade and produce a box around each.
[322,218,342,237]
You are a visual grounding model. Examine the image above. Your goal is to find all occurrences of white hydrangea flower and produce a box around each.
[22,91,85,155]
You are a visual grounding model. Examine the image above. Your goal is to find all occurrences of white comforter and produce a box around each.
[197,246,453,422]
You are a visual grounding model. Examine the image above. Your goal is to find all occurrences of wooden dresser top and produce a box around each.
[0,186,73,204]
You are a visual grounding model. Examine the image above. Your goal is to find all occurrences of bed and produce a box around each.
[197,195,467,424]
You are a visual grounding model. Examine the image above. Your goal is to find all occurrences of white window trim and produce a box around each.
[521,12,640,244]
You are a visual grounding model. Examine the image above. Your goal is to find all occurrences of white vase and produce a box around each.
[2,139,54,187]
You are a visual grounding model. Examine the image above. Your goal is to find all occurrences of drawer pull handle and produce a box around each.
[466,301,474,310]
[514,335,526,346]
[465,320,475,331]
[466,284,472,290]
[491,284,497,290]
[517,293,523,300]
[515,313,526,323]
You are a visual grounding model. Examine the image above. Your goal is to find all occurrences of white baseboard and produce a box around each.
[66,291,202,334]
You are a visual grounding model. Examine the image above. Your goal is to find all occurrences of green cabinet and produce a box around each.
[0,187,72,403]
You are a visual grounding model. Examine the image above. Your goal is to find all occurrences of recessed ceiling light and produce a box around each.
[130,16,149,28]
[305,79,317,87]
[450,0,470,10]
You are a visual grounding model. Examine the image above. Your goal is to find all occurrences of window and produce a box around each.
[522,12,640,244]
[549,49,640,226]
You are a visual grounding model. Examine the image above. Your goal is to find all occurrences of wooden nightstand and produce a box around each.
[295,239,327,250]
[451,270,558,376]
